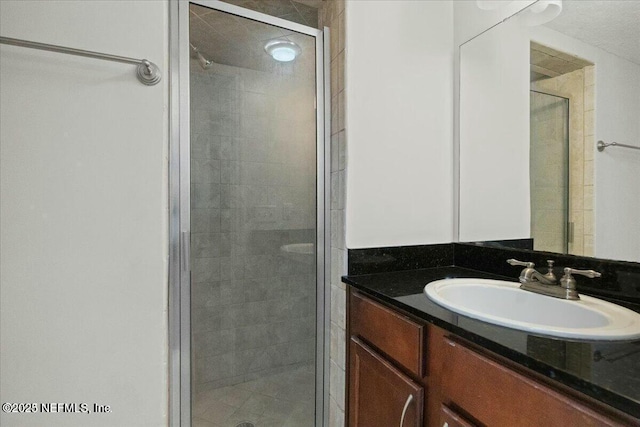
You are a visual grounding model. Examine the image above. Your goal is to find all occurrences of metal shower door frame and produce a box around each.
[168,1,330,425]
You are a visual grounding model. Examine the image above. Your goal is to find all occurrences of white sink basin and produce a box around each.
[424,278,640,340]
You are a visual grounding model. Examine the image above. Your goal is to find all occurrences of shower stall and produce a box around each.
[169,1,329,426]
[529,90,570,254]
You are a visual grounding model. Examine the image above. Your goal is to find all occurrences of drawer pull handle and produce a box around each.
[400,394,414,427]
[443,423,449,427]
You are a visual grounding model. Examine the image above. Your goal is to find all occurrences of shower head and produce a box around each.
[190,43,213,69]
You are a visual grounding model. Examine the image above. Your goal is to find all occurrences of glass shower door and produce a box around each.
[187,3,322,426]
[530,91,570,253]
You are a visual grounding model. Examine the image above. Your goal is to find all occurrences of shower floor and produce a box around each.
[192,364,315,427]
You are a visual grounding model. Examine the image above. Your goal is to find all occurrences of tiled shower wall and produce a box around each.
[190,59,317,393]
[532,66,595,256]
[320,1,348,426]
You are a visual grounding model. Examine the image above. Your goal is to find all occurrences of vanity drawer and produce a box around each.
[439,404,476,427]
[440,336,627,427]
[349,291,425,378]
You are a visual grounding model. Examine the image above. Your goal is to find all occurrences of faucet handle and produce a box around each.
[507,259,535,268]
[563,267,602,279]
[544,260,556,281]
[560,268,602,297]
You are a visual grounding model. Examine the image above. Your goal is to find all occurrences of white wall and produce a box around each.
[345,0,454,249]
[453,0,535,243]
[458,18,531,242]
[0,1,169,426]
[529,27,640,262]
[454,0,535,46]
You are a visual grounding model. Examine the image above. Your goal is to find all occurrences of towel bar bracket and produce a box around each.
[0,35,161,86]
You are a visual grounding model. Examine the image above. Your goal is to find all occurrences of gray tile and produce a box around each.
[338,130,346,170]
[209,112,239,137]
[191,307,224,334]
[330,172,339,209]
[240,137,271,162]
[220,136,240,160]
[330,321,346,370]
[328,396,345,427]
[193,328,235,359]
[219,257,245,280]
[192,133,221,159]
[193,183,221,209]
[267,297,310,321]
[192,209,221,233]
[193,158,222,184]
[240,162,270,185]
[191,417,217,427]
[249,206,280,224]
[199,398,237,424]
[221,160,240,184]
[261,396,295,419]
[286,274,315,297]
[244,255,278,279]
[222,300,269,329]
[220,209,233,231]
[284,400,315,427]
[239,376,282,397]
[219,280,247,305]
[243,92,269,117]
[329,360,345,410]
[240,115,270,139]
[213,384,254,408]
[225,409,262,427]
[235,324,274,351]
[242,278,279,302]
[193,258,221,283]
[286,339,315,365]
[330,283,346,329]
[331,133,339,172]
[220,184,234,209]
[194,352,237,384]
[237,393,276,416]
[192,282,222,309]
[192,233,231,258]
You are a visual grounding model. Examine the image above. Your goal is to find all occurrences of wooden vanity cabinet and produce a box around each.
[346,287,639,427]
[349,337,423,427]
[348,290,426,427]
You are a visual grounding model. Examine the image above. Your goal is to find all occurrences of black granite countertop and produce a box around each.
[342,266,640,420]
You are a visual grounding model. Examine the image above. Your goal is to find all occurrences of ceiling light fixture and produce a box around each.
[264,40,301,62]
[519,0,563,27]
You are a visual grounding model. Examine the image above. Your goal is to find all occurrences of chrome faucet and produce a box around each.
[506,259,602,300]
[507,259,556,285]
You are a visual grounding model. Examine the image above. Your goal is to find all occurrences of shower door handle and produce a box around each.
[181,231,190,272]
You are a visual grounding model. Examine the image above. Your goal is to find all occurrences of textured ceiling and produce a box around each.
[189,2,316,73]
[220,0,319,27]
[544,0,640,65]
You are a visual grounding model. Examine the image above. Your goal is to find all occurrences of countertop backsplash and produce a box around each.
[347,242,640,308]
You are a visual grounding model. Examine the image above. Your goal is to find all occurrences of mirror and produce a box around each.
[458,0,640,263]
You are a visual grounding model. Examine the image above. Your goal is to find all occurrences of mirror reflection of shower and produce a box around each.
[529,41,595,256]
[190,43,213,69]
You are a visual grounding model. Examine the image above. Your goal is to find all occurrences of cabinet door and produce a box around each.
[349,337,423,427]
